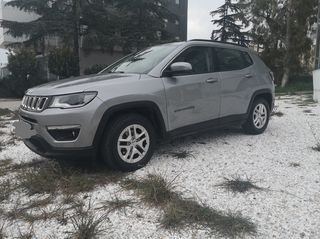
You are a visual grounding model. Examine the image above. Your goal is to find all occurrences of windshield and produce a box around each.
[101,43,181,74]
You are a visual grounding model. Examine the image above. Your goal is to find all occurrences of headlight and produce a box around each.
[49,92,97,109]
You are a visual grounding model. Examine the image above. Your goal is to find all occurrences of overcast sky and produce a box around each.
[0,0,224,65]
[188,0,224,40]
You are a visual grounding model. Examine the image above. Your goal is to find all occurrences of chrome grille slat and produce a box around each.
[21,95,49,112]
[36,97,42,110]
[29,97,34,109]
[32,97,38,110]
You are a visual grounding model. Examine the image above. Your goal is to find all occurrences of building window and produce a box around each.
[175,20,180,25]
[175,0,180,5]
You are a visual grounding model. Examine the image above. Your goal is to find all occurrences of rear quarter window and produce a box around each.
[215,48,253,72]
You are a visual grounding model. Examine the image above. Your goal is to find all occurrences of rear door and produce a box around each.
[214,47,256,117]
[162,46,221,131]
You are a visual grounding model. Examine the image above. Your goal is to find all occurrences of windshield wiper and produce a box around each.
[109,71,125,73]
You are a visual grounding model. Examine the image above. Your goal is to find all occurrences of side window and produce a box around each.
[242,52,253,68]
[172,47,211,75]
[215,48,252,72]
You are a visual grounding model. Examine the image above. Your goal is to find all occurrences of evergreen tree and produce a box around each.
[115,0,176,52]
[1,0,176,75]
[1,0,72,54]
[211,0,249,45]
[239,0,317,86]
[0,0,116,76]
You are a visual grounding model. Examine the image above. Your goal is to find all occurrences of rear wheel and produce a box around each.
[100,114,155,172]
[243,98,270,135]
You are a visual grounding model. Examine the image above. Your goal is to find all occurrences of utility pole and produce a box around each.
[314,0,320,70]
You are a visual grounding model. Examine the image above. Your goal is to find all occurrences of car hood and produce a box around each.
[26,73,141,96]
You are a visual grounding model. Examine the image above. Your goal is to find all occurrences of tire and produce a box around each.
[243,98,270,135]
[100,114,156,172]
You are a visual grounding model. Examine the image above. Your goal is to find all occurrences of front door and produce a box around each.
[162,46,221,131]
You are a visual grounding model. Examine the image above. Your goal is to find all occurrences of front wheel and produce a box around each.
[100,114,156,172]
[243,98,270,135]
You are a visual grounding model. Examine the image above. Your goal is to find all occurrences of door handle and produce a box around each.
[244,74,253,78]
[206,78,219,84]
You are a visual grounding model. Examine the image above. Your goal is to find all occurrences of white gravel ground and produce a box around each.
[0,94,320,239]
[0,99,21,111]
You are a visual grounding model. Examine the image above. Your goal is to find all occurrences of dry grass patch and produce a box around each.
[69,203,108,239]
[312,144,320,152]
[9,160,46,171]
[0,179,15,202]
[121,174,178,206]
[0,141,5,152]
[0,223,5,239]
[0,108,11,117]
[98,196,135,214]
[296,97,317,107]
[122,174,256,237]
[170,150,195,159]
[5,205,62,224]
[17,161,61,195]
[303,109,312,114]
[0,158,12,167]
[162,198,256,238]
[16,159,126,196]
[271,111,284,117]
[16,231,34,239]
[218,177,263,194]
[290,163,301,168]
[0,158,13,176]
[309,123,320,152]
[3,196,62,223]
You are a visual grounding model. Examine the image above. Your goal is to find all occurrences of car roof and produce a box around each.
[182,39,249,51]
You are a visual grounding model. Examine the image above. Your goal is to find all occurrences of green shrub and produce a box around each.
[276,74,313,93]
[48,48,78,79]
[4,49,43,97]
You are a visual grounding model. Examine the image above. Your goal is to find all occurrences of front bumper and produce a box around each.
[16,96,104,150]
[24,135,96,158]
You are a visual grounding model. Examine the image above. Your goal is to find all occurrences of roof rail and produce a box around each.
[189,39,248,48]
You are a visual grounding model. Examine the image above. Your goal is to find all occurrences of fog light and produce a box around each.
[47,125,80,141]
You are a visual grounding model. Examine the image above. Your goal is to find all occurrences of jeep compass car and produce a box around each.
[14,40,275,171]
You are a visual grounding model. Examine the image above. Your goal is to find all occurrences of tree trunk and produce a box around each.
[281,0,292,88]
[72,0,81,76]
[221,1,228,42]
[314,0,320,69]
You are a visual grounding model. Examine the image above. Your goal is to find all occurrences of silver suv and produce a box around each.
[15,40,275,171]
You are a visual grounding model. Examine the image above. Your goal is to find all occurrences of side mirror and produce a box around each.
[171,62,192,72]
[163,62,192,77]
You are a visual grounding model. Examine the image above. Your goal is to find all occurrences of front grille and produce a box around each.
[21,95,49,112]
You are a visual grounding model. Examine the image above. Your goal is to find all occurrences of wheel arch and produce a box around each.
[247,89,274,114]
[93,101,167,147]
